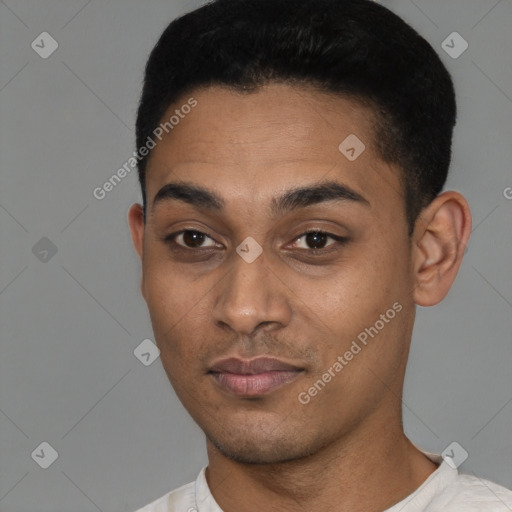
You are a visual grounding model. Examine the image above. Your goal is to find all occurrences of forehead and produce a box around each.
[145,83,403,218]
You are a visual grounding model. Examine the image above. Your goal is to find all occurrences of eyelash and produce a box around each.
[162,229,348,256]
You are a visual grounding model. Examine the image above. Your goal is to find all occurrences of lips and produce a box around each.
[208,357,303,397]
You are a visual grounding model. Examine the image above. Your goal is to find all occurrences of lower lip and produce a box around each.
[210,370,302,396]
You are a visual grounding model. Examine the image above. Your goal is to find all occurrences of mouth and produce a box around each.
[208,357,304,397]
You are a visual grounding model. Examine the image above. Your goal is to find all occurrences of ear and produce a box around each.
[127,203,146,299]
[411,191,472,306]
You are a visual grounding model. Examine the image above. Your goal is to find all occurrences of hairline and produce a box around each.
[139,80,416,234]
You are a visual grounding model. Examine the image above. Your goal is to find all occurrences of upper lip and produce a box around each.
[209,357,303,375]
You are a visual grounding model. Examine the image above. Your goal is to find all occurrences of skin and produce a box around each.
[128,83,472,512]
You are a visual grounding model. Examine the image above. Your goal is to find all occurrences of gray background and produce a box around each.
[0,0,511,511]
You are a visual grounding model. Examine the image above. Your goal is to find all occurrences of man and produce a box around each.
[128,0,512,510]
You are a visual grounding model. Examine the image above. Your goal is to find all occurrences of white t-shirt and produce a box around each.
[134,451,512,512]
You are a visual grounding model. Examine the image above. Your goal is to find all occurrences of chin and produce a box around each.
[204,422,322,465]
[210,437,308,465]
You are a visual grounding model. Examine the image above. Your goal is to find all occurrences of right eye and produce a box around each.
[163,230,219,250]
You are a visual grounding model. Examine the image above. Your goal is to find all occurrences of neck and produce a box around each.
[205,412,438,512]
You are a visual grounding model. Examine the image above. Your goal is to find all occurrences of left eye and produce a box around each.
[290,231,345,250]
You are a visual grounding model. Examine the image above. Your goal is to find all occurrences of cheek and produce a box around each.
[305,239,409,350]
[142,256,210,359]
[305,251,398,318]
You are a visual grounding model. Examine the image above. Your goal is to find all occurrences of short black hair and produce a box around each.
[136,0,456,235]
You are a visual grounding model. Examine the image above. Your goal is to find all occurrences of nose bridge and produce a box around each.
[212,250,290,335]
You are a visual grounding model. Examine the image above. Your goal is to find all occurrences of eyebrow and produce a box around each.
[151,179,370,216]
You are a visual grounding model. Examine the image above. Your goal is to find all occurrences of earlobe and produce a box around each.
[412,191,471,307]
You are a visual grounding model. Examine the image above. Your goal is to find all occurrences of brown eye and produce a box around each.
[165,230,218,249]
[291,231,345,251]
[182,230,207,248]
[304,231,329,249]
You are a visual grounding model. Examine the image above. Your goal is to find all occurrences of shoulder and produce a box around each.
[133,479,196,512]
[437,472,512,511]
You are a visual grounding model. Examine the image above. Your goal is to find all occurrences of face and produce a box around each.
[129,83,419,464]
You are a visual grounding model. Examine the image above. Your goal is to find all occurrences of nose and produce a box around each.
[211,248,292,336]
